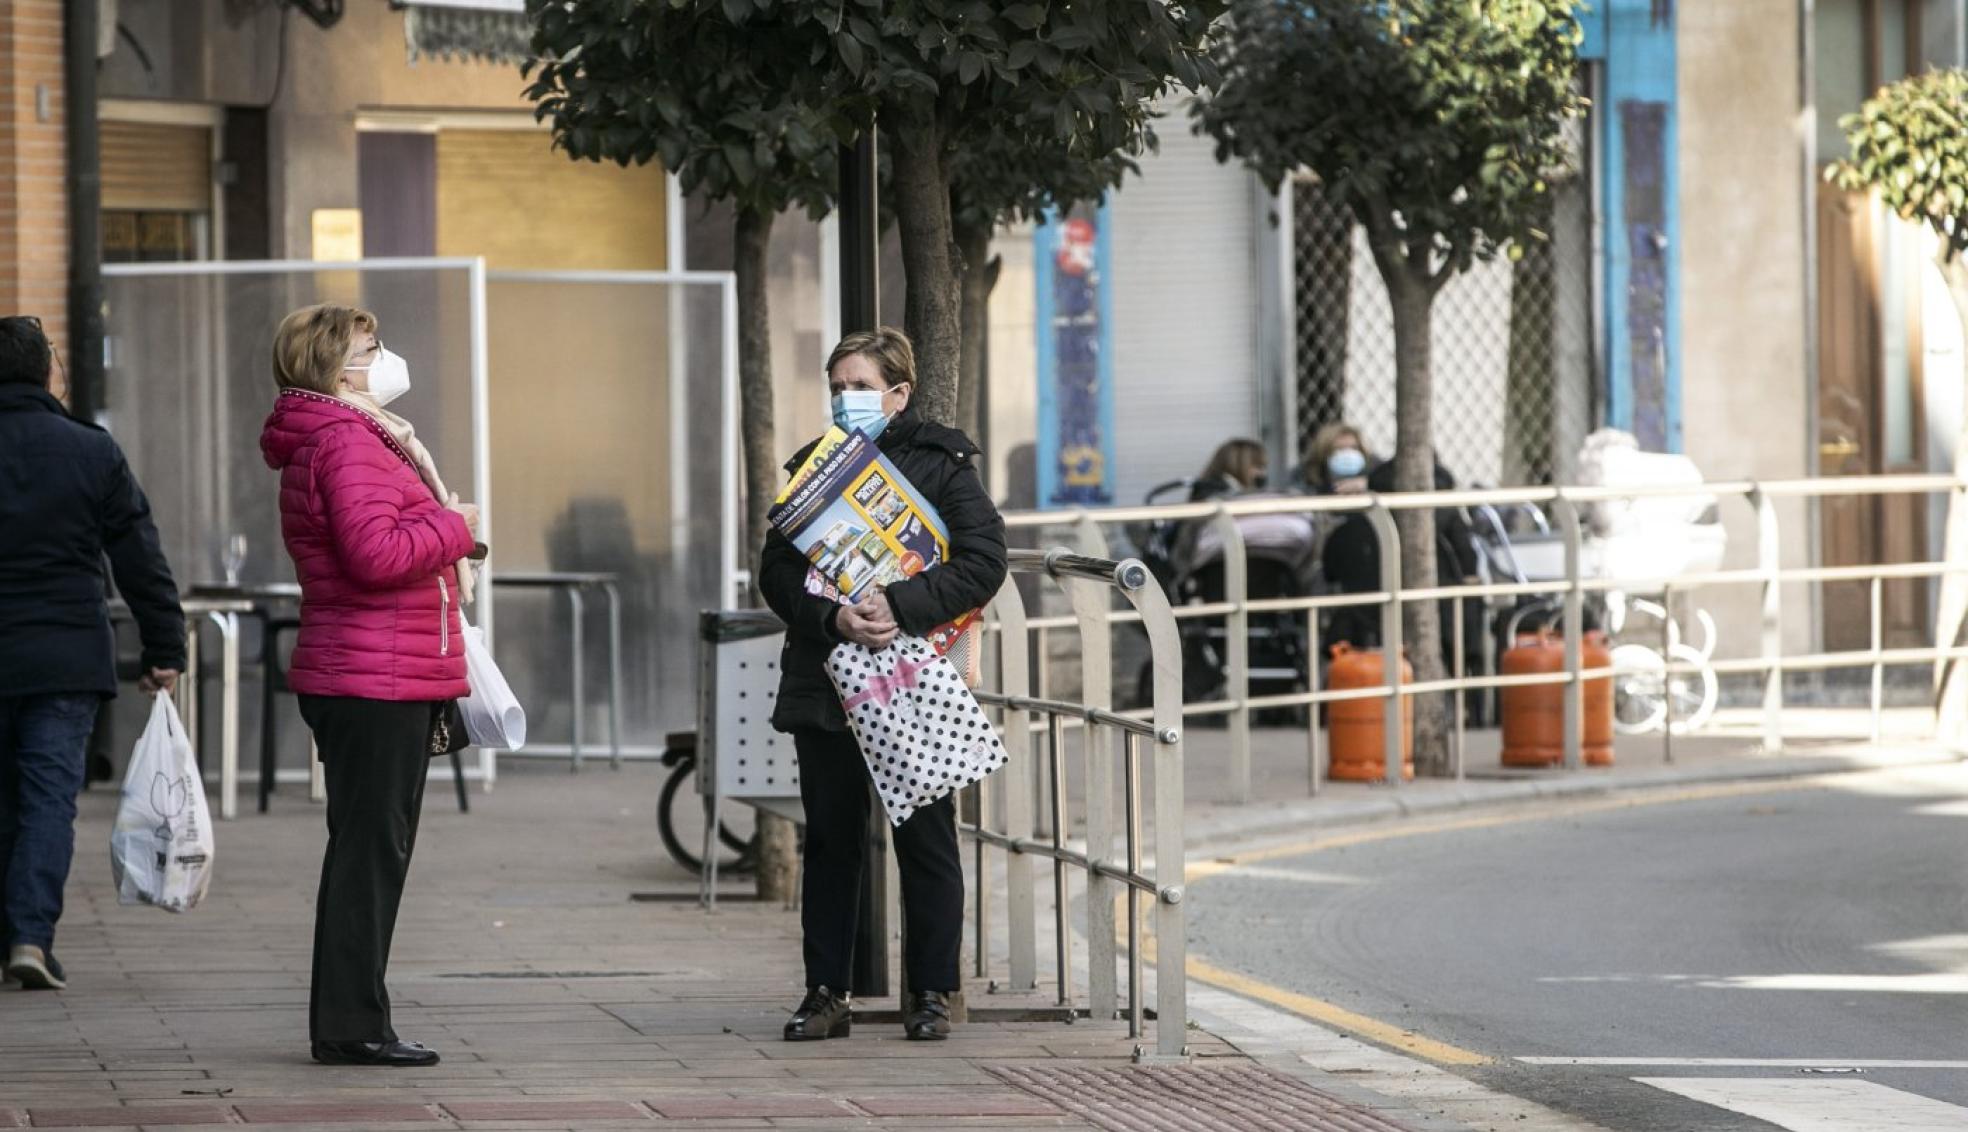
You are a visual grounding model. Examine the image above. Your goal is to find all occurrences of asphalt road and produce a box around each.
[1186,764,1968,1131]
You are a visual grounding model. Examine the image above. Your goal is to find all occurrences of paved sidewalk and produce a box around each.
[7,715,1952,1132]
[5,762,1511,1132]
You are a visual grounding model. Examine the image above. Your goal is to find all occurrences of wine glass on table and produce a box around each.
[221,533,248,589]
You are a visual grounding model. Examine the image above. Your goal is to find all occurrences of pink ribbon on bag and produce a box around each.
[840,652,936,712]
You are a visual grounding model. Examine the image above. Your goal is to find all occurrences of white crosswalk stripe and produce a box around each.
[1518,1057,1968,1069]
[1635,1077,1968,1131]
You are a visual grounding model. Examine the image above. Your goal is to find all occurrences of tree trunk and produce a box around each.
[955,219,998,444]
[1933,259,1968,749]
[1386,268,1450,776]
[889,123,963,426]
[734,206,799,903]
[735,207,778,560]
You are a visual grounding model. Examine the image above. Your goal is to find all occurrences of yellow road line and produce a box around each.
[1136,926,1493,1065]
[1185,951,1493,1066]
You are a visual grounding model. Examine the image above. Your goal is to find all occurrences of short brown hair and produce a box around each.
[825,326,915,390]
[272,304,375,395]
[1203,438,1268,487]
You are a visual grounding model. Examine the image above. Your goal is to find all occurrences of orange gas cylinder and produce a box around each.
[1500,633,1615,767]
[1326,644,1413,782]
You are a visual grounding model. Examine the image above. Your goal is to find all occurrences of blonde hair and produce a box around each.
[1306,422,1368,484]
[272,304,375,395]
[825,326,916,390]
[1202,438,1268,488]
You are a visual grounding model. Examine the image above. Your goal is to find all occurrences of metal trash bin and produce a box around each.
[696,610,800,906]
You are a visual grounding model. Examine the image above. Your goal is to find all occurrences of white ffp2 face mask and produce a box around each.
[349,347,412,408]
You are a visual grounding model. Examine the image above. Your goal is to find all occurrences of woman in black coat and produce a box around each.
[758,328,1008,1043]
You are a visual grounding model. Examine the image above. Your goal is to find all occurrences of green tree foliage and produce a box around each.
[533,0,1225,425]
[1831,69,1968,740]
[1195,0,1586,773]
[1831,68,1968,271]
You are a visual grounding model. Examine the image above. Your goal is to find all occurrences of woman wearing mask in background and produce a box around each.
[260,305,481,1068]
[1191,437,1269,502]
[759,328,1008,1043]
[1303,423,1372,495]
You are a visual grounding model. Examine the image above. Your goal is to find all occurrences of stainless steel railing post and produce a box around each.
[988,577,1038,992]
[1212,508,1252,803]
[1047,713,1071,1010]
[1366,502,1405,785]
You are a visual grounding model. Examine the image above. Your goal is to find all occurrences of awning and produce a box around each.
[398,0,533,67]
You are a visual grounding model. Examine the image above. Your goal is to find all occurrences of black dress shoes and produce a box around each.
[903,990,953,1041]
[783,986,852,1041]
[310,1039,441,1067]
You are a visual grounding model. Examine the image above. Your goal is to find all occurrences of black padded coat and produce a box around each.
[759,408,1008,734]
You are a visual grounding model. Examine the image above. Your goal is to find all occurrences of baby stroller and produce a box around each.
[1475,431,1727,735]
[1128,481,1321,719]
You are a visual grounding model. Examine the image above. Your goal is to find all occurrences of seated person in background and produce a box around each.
[1302,423,1373,495]
[1191,438,1268,502]
[1171,438,1286,586]
[1320,459,1480,673]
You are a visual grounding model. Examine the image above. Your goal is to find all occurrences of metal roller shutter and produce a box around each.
[100,121,211,212]
[1108,114,1263,507]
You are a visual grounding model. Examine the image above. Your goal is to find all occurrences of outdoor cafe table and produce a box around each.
[489,571,623,769]
[111,594,252,820]
[188,583,303,814]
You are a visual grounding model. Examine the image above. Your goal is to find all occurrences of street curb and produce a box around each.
[1183,745,1964,854]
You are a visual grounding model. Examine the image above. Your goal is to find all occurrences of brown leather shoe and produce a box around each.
[783,986,851,1041]
[903,990,952,1041]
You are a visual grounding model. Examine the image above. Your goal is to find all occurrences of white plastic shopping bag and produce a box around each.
[110,694,214,912]
[825,636,1008,826]
[459,616,526,750]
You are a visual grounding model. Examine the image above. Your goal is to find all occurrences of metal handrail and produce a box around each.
[988,474,1968,798]
[964,547,1188,1061]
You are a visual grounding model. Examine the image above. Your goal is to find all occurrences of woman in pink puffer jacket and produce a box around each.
[260,304,478,1070]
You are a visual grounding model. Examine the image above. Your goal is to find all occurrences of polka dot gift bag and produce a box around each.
[825,636,1009,826]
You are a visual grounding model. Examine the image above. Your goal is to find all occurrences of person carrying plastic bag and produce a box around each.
[110,694,212,912]
[0,315,186,993]
[758,328,1008,1045]
[260,304,481,1069]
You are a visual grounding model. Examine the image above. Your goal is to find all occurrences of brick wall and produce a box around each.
[0,0,69,365]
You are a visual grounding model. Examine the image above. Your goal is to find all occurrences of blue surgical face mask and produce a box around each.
[832,389,891,438]
[1327,448,1367,480]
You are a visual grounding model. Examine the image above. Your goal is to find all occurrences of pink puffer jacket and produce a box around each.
[261,389,475,702]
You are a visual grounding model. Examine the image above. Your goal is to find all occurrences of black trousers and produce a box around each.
[793,728,963,994]
[298,696,435,1043]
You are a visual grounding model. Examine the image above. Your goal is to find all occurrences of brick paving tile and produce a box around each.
[12,765,1601,1132]
[23,1107,231,1128]
[645,1096,858,1119]
[848,1093,1065,1118]
[781,1066,1001,1087]
[231,1103,440,1125]
[449,1124,655,1132]
[211,1124,449,1132]
[439,1101,650,1122]
[993,1064,1435,1132]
